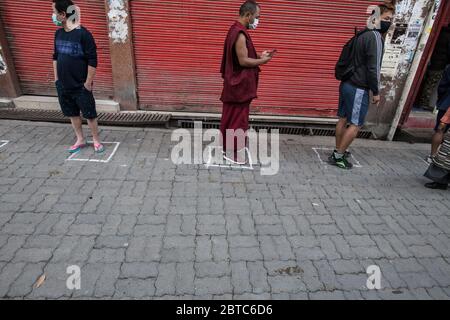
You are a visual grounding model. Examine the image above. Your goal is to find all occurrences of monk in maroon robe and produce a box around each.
[220,1,275,164]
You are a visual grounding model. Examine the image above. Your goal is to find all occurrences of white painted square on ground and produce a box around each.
[0,140,9,149]
[66,141,121,163]
[313,147,363,168]
[205,146,255,170]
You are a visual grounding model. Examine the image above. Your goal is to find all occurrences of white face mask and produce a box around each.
[52,13,63,26]
[249,18,259,30]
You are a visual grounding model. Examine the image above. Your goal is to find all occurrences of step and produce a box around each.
[0,98,13,108]
[12,95,120,113]
[0,108,171,128]
[403,111,436,129]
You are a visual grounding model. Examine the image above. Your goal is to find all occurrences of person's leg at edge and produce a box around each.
[431,111,448,157]
[424,164,449,190]
[425,181,448,190]
[431,130,444,156]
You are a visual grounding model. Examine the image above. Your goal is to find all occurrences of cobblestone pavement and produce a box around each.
[0,119,449,300]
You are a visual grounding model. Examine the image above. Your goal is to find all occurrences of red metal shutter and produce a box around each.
[130,0,370,117]
[0,0,114,99]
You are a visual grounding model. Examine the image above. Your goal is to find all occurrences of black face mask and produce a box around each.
[379,20,392,34]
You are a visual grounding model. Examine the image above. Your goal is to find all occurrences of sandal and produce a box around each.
[94,143,105,154]
[68,142,87,154]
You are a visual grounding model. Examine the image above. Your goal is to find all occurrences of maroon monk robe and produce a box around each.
[220,21,260,159]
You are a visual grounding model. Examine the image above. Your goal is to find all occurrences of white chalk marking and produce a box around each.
[66,141,120,163]
[313,147,363,168]
[0,140,9,149]
[205,146,254,170]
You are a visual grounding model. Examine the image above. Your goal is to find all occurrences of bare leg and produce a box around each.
[431,130,444,156]
[335,117,347,150]
[337,124,360,154]
[87,118,101,145]
[70,116,85,144]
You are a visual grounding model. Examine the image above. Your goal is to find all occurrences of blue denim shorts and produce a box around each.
[337,81,370,127]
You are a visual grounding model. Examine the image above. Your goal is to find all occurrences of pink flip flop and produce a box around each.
[68,143,87,154]
[94,143,105,154]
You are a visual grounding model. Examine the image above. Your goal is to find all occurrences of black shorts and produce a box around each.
[55,80,97,119]
[435,109,450,133]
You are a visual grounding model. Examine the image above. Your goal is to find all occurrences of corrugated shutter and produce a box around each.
[131,0,370,117]
[0,0,114,99]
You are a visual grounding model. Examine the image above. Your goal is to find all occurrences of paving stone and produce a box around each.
[121,262,158,279]
[1,122,450,299]
[195,277,232,296]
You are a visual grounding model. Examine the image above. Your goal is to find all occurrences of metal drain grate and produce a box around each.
[0,108,171,127]
[178,120,373,139]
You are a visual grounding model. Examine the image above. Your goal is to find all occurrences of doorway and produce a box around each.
[407,4,450,129]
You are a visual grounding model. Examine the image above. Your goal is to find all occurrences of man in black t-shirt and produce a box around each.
[52,0,104,154]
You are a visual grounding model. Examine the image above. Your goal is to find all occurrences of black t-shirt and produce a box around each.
[53,26,98,90]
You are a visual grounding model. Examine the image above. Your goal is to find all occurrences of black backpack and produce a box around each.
[335,29,370,81]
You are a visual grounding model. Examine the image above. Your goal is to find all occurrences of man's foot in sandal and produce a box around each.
[68,142,87,154]
[94,143,105,153]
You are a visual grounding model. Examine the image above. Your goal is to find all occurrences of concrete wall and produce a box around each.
[0,17,20,99]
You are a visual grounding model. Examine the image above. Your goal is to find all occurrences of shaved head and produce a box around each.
[240,1,260,17]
